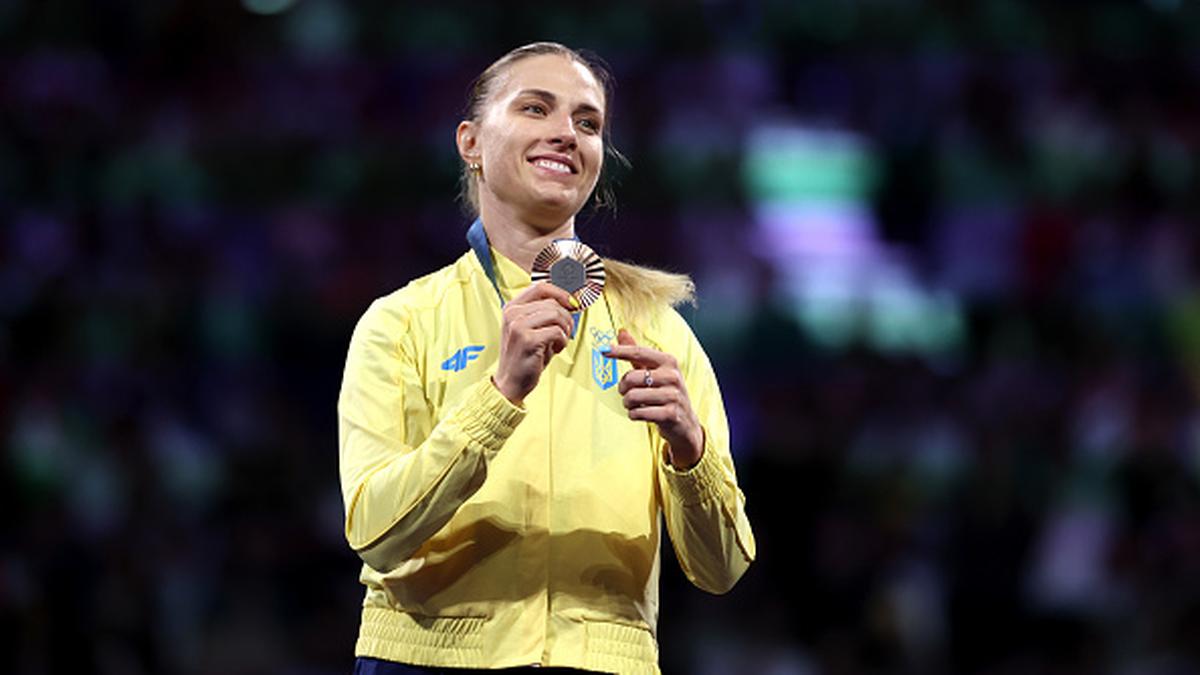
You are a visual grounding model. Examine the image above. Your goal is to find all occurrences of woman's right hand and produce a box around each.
[492,282,578,405]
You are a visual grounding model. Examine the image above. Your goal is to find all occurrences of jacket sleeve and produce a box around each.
[337,299,525,573]
[654,312,756,594]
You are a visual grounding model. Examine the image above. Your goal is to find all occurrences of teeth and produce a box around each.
[533,158,572,174]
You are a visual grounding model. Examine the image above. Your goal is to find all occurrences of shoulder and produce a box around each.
[642,303,703,357]
[639,304,723,394]
[358,251,477,325]
[351,251,478,348]
[645,303,693,336]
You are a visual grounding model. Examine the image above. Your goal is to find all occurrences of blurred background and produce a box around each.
[6,1,1200,673]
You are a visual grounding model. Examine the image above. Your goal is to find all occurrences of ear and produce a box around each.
[456,120,481,165]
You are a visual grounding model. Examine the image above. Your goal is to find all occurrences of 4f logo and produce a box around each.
[442,345,485,372]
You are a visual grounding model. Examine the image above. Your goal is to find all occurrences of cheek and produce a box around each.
[586,142,605,177]
[481,138,525,185]
[476,121,520,163]
[483,135,515,164]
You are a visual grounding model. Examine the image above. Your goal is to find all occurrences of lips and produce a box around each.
[527,154,578,175]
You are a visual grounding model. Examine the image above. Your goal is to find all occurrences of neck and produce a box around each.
[478,204,576,272]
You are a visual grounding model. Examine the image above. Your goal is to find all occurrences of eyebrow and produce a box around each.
[516,88,603,116]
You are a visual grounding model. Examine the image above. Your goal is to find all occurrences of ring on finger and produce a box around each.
[643,369,654,387]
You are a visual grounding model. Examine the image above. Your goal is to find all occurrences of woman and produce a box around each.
[338,42,755,674]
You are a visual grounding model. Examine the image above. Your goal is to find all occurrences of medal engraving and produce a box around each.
[549,258,587,293]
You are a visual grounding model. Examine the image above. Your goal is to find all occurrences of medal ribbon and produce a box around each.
[467,218,582,337]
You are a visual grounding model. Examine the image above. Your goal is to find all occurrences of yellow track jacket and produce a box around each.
[338,245,755,673]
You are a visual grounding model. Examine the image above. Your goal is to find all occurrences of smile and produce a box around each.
[529,157,577,175]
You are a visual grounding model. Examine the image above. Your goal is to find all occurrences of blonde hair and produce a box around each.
[461,42,695,331]
[605,259,696,333]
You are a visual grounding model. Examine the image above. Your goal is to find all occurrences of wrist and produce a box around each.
[491,375,524,406]
[668,427,705,470]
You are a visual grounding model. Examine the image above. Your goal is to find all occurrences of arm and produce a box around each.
[339,281,576,574]
[606,317,756,594]
[655,346,756,594]
[337,300,525,573]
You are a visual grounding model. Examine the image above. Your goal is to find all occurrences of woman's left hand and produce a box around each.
[604,329,704,469]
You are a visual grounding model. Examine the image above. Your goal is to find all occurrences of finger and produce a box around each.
[617,367,680,395]
[512,305,574,336]
[606,329,674,369]
[626,404,683,425]
[621,386,682,410]
[605,344,674,370]
[505,297,574,326]
[609,328,649,370]
[527,325,569,356]
[509,280,580,312]
[508,300,575,336]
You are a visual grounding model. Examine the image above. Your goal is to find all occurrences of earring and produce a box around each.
[468,161,482,176]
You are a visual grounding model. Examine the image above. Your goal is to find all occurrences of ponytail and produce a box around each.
[604,259,695,334]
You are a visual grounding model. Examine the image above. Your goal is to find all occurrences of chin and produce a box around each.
[529,211,578,230]
[529,191,584,218]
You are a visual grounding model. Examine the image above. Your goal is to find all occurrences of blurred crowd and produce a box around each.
[5,1,1200,674]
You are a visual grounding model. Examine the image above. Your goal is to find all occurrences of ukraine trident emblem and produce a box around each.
[591,329,617,390]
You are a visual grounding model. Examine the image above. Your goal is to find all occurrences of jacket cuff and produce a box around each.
[453,377,526,457]
[661,434,724,506]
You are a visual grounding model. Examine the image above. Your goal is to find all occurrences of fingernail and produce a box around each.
[569,296,581,309]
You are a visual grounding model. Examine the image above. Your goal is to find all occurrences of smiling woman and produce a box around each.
[337,42,756,674]
[457,52,605,247]
[458,44,613,229]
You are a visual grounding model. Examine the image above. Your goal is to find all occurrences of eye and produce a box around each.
[522,103,547,115]
[577,117,602,133]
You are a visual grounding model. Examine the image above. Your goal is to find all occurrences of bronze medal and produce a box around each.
[531,239,606,309]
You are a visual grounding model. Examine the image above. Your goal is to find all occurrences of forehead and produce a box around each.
[490,54,606,111]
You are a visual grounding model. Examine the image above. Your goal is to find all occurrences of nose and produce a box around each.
[547,110,577,149]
